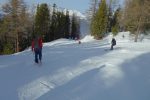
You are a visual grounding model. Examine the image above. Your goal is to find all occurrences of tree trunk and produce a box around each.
[15,32,19,52]
[134,16,142,42]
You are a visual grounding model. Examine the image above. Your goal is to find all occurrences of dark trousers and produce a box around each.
[34,48,42,63]
[111,44,115,50]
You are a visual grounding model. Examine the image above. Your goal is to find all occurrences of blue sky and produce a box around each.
[0,0,124,13]
[25,0,91,13]
[0,0,90,13]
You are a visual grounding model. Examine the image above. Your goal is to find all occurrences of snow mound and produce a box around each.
[103,32,131,44]
[44,38,76,47]
[68,10,86,19]
[114,31,149,43]
[81,35,95,42]
[115,31,131,42]
[63,9,86,20]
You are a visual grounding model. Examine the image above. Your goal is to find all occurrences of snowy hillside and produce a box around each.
[66,9,86,20]
[0,32,150,100]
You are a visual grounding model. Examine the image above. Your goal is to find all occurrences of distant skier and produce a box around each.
[76,34,81,44]
[122,34,125,38]
[110,38,116,50]
[32,36,43,64]
[78,40,81,44]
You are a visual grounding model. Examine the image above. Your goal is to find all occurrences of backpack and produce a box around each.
[112,38,116,45]
[34,38,39,49]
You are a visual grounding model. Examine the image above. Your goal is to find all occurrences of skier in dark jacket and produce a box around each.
[32,36,43,63]
[111,38,116,50]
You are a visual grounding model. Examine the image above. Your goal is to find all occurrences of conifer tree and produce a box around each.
[64,10,70,38]
[107,0,113,32]
[50,3,57,40]
[107,7,113,32]
[112,8,120,36]
[54,11,66,39]
[49,4,72,41]
[71,13,78,39]
[34,3,50,41]
[87,0,98,20]
[91,0,108,39]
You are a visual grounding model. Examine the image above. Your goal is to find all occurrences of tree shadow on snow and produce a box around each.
[120,52,150,100]
[37,66,106,100]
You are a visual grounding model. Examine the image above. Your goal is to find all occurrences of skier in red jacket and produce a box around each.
[32,36,43,63]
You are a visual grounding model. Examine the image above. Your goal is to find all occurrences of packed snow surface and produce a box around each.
[0,32,150,100]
